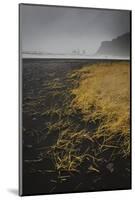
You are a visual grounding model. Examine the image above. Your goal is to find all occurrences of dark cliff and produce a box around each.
[96,33,130,58]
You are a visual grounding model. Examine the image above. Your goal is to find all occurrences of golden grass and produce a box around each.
[71,61,130,158]
[40,61,130,173]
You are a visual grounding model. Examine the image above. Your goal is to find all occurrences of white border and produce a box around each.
[0,0,134,199]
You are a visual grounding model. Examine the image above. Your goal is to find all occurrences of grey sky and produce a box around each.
[20,4,130,55]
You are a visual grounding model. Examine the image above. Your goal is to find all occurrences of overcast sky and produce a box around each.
[20,4,130,55]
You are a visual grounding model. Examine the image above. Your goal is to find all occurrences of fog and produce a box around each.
[20,4,130,58]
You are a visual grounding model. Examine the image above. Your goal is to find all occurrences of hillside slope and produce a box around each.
[96,33,130,58]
